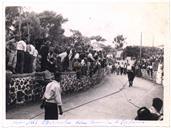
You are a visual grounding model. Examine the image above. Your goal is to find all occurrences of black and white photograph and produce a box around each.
[2,0,170,127]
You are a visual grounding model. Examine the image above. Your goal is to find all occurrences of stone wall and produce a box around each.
[6,68,108,108]
[7,72,46,106]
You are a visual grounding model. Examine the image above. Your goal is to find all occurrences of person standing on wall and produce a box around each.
[24,43,35,73]
[16,40,27,74]
[42,70,63,120]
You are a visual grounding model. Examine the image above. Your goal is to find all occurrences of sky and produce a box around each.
[10,0,170,47]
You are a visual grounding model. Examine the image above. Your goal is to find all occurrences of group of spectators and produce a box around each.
[6,37,164,84]
[109,54,164,80]
[111,60,129,75]
[6,38,109,80]
[6,38,38,74]
[39,41,108,79]
[134,55,164,85]
[135,55,163,78]
[108,58,136,76]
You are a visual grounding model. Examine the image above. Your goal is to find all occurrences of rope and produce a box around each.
[123,91,141,109]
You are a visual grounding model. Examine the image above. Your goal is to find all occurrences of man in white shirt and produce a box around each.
[16,40,27,73]
[42,70,63,120]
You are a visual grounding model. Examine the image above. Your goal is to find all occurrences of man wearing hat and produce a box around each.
[42,70,63,120]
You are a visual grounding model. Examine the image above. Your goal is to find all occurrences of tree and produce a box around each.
[90,35,106,42]
[69,29,91,52]
[113,35,126,49]
[38,11,68,44]
[5,6,43,45]
[5,6,22,41]
[18,11,42,43]
[122,46,163,59]
[100,44,115,54]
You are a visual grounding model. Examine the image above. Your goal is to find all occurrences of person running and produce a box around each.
[127,63,135,87]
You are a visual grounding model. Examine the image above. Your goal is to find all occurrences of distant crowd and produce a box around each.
[136,55,164,78]
[109,54,163,77]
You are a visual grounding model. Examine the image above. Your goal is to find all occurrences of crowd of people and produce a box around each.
[108,59,136,87]
[108,53,164,84]
[111,60,129,75]
[6,38,109,79]
[135,55,164,78]
[40,41,108,79]
[6,38,38,74]
[6,36,163,83]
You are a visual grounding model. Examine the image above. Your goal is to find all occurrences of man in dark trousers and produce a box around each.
[127,64,135,87]
[42,70,63,120]
[16,40,27,73]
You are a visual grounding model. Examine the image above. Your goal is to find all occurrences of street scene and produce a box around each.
[7,74,163,120]
[5,1,168,124]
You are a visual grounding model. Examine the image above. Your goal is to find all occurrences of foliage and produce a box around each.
[5,6,111,55]
[99,43,115,54]
[38,11,68,43]
[122,46,163,59]
[5,6,21,40]
[69,29,92,52]
[5,7,69,52]
[113,35,126,49]
[90,35,106,42]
